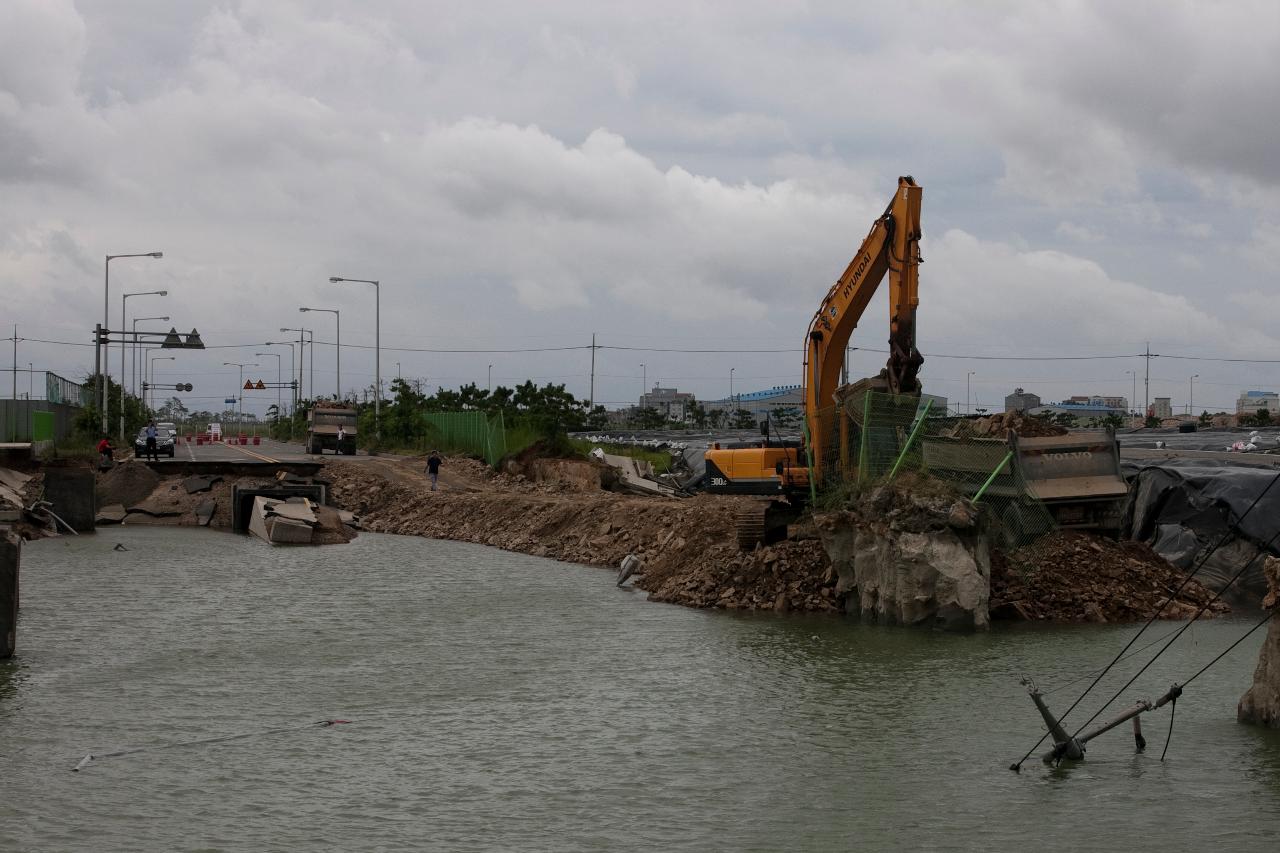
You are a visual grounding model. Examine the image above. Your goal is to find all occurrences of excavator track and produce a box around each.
[734,504,768,552]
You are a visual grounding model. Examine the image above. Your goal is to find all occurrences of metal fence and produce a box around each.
[813,389,1056,549]
[422,411,509,466]
[0,400,80,444]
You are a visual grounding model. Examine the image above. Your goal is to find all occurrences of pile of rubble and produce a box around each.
[939,411,1068,439]
[325,461,842,613]
[991,530,1228,622]
[641,538,839,612]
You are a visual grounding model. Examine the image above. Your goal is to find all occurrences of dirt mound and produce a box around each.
[941,412,1068,439]
[97,462,160,508]
[325,461,841,613]
[642,538,838,612]
[991,531,1228,622]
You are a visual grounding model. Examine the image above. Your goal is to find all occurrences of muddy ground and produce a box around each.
[61,453,1228,623]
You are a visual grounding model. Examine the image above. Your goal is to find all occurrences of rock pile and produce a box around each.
[940,412,1068,439]
[990,530,1228,622]
[1238,557,1280,728]
[325,462,842,613]
[96,462,160,508]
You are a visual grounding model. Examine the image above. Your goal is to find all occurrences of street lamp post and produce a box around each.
[967,371,976,415]
[299,306,340,399]
[255,352,283,421]
[263,342,296,414]
[132,315,170,395]
[330,276,380,438]
[223,362,258,435]
[121,289,168,440]
[641,363,647,402]
[147,355,175,413]
[102,251,162,432]
[280,328,311,403]
[1190,374,1199,417]
[729,367,735,409]
[488,364,492,392]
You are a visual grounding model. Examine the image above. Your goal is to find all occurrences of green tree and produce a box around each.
[708,409,727,429]
[687,400,708,429]
[773,406,801,429]
[1051,412,1078,429]
[633,406,665,429]
[1145,414,1161,428]
[74,373,149,441]
[585,405,609,430]
[1198,410,1212,428]
[1257,408,1272,426]
[731,408,756,429]
[1100,412,1124,430]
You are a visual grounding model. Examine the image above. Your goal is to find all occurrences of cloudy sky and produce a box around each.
[3,0,1279,418]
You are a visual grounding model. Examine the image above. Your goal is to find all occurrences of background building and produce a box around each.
[1005,388,1041,412]
[639,385,694,421]
[705,384,803,416]
[1152,397,1173,419]
[1237,390,1280,415]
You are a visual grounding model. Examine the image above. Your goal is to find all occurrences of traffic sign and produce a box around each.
[224,397,236,405]
[255,380,266,390]
[243,380,253,390]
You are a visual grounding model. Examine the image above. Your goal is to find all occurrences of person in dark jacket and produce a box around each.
[144,421,160,461]
[426,450,442,491]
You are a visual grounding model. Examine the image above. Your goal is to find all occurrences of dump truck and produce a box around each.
[921,428,1129,548]
[305,402,357,455]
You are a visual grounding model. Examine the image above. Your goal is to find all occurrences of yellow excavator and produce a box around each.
[704,175,924,548]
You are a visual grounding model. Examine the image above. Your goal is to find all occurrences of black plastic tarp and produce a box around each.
[1122,460,1280,604]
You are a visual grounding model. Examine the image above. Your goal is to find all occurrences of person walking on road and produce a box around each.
[426,450,442,491]
[144,420,160,462]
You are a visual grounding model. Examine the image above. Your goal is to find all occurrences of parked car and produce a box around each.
[134,426,176,458]
[157,421,178,438]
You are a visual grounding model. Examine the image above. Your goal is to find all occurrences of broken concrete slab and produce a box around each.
[124,502,183,518]
[182,474,223,494]
[194,499,216,527]
[96,504,129,525]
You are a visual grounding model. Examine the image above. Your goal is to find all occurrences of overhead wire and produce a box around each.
[1010,469,1280,771]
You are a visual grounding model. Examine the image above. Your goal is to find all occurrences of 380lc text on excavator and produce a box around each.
[704,176,924,549]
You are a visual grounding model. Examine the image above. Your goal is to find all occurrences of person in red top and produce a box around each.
[96,436,114,464]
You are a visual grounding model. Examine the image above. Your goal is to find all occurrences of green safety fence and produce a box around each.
[32,411,54,442]
[423,411,509,467]
[813,389,1057,550]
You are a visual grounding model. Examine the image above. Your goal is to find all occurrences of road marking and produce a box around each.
[224,442,280,463]
[184,440,197,461]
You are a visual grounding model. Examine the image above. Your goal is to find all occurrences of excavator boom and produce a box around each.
[704,176,924,546]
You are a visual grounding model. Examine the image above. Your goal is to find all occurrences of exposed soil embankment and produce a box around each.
[991,531,1227,622]
[326,461,842,613]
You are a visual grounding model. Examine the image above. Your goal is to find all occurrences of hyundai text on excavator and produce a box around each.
[704,176,924,549]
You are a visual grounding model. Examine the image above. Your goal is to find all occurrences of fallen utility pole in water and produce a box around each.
[1021,677,1182,765]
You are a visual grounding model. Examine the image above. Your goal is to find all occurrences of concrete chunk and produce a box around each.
[96,504,128,525]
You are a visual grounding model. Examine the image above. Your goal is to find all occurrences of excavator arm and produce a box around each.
[803,175,923,483]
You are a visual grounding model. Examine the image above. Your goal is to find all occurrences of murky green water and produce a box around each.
[3,527,1279,851]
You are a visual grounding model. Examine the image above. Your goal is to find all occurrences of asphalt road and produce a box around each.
[129,436,368,465]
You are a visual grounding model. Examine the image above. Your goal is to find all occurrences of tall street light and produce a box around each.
[103,251,162,432]
[299,306,340,399]
[1190,374,1199,416]
[967,371,976,414]
[641,363,647,402]
[729,367,735,408]
[280,327,311,403]
[264,341,297,437]
[133,315,169,395]
[121,288,168,440]
[255,352,282,421]
[223,362,258,434]
[330,276,380,438]
[488,364,493,392]
[147,355,175,413]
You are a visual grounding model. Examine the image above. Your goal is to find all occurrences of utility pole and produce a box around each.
[1144,341,1151,421]
[589,332,596,408]
[10,325,17,441]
